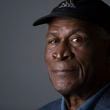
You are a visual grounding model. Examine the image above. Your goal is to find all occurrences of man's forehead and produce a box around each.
[48,17,95,32]
[49,17,89,25]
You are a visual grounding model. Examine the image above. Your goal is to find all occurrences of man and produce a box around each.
[33,0,110,110]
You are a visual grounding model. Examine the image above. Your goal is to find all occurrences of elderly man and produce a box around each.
[33,0,110,110]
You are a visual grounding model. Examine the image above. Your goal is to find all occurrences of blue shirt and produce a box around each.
[61,83,110,110]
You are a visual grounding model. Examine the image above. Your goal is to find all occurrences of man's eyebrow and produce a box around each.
[68,28,87,36]
[71,28,86,33]
[46,32,58,38]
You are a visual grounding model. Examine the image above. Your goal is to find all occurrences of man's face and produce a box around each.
[45,18,108,95]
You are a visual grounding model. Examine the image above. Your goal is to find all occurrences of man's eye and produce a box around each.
[72,37,82,43]
[70,36,85,47]
[48,39,58,45]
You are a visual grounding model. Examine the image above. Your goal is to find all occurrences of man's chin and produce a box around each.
[53,83,79,96]
[55,87,71,96]
[52,78,85,96]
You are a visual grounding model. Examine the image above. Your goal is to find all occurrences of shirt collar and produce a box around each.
[61,97,66,110]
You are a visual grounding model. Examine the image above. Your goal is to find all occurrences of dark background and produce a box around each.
[0,0,110,110]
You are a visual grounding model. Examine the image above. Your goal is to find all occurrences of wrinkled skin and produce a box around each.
[45,17,109,97]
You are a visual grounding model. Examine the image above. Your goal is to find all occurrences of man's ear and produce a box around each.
[107,41,110,61]
[108,43,110,73]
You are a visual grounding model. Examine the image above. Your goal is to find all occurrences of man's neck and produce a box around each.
[64,81,108,110]
[65,95,85,110]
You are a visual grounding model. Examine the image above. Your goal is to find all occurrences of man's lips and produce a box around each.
[52,69,77,75]
[52,69,74,72]
[50,62,79,75]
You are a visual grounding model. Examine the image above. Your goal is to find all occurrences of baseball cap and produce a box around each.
[33,0,110,32]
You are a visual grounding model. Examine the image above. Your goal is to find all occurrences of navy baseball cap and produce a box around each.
[33,0,110,32]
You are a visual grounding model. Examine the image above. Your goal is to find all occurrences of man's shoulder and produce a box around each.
[95,84,110,110]
[38,98,62,110]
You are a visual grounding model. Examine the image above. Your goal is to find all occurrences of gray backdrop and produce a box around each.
[0,0,110,110]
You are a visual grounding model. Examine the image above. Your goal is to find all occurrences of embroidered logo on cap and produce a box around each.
[58,0,76,8]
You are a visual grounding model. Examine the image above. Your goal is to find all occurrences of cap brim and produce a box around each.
[33,13,66,26]
[33,12,75,26]
[33,15,51,26]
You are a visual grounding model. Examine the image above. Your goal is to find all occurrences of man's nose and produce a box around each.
[52,43,74,61]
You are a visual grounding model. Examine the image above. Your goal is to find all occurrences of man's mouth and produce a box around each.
[52,69,78,75]
[50,62,79,75]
